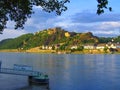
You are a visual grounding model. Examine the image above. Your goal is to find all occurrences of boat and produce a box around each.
[28,74,49,85]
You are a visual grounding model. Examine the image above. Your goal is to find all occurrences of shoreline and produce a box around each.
[0,49,120,54]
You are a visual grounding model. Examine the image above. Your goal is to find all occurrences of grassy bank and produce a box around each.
[0,49,19,52]
[0,48,120,54]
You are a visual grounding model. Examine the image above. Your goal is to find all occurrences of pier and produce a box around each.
[0,62,49,85]
[0,68,40,76]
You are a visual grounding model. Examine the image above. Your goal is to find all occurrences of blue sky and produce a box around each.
[0,0,120,41]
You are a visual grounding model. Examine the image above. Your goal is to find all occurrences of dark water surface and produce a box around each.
[0,52,120,90]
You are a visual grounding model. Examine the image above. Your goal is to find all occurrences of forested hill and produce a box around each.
[0,34,33,49]
[0,27,119,50]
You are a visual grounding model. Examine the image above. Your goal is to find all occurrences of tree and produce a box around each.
[0,0,111,32]
[97,0,112,15]
[0,0,70,32]
[77,46,84,51]
[52,45,55,50]
[104,46,108,53]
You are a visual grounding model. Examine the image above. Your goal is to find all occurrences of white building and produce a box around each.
[96,44,105,49]
[71,46,78,49]
[84,45,95,49]
[106,44,117,49]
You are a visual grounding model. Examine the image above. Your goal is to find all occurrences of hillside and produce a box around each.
[0,33,33,49]
[0,27,103,50]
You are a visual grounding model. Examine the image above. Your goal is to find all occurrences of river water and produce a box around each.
[0,52,120,90]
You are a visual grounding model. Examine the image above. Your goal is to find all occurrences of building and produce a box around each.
[106,43,117,49]
[71,46,78,49]
[96,44,105,49]
[84,45,95,49]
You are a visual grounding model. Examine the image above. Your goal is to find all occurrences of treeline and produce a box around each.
[0,34,33,49]
[98,36,120,43]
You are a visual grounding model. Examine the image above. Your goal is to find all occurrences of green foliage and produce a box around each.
[77,46,84,51]
[23,27,69,49]
[99,36,120,43]
[0,33,33,49]
[99,37,112,43]
[52,45,55,50]
[97,0,112,15]
[68,32,98,45]
[0,0,69,31]
[104,46,108,53]
[70,48,76,52]
[59,43,68,50]
[70,46,84,52]
[114,36,120,43]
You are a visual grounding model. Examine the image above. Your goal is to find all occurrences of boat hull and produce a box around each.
[28,76,49,85]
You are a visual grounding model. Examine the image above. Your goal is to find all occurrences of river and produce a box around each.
[0,52,120,90]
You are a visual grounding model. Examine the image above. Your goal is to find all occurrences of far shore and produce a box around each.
[0,49,120,54]
[0,49,19,52]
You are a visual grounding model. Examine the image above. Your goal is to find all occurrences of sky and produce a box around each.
[0,0,120,41]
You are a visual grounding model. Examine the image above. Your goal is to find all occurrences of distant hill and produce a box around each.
[0,33,33,49]
[0,27,119,50]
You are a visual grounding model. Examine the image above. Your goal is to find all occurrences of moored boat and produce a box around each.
[28,74,49,85]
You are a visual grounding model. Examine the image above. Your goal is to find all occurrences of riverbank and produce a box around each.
[0,48,120,54]
[0,49,19,52]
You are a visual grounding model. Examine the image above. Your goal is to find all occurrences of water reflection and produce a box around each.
[0,53,120,90]
[17,84,48,90]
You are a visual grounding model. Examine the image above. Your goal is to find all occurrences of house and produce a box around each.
[84,45,95,49]
[116,44,120,48]
[96,44,105,49]
[71,46,78,49]
[42,45,53,50]
[41,45,45,49]
[48,46,52,50]
[106,43,117,49]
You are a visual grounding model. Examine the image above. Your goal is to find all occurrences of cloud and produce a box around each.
[92,30,120,37]
[100,22,120,29]
[72,12,120,23]
[53,11,120,37]
[24,8,58,32]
